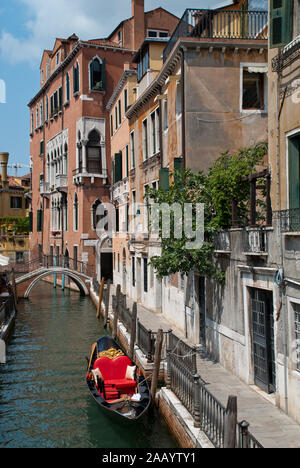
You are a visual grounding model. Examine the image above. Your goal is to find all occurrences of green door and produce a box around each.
[289,136,300,210]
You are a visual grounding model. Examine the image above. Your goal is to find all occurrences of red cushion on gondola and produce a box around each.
[105,379,137,390]
[93,355,132,380]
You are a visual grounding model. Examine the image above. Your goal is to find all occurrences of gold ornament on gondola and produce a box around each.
[98,347,124,360]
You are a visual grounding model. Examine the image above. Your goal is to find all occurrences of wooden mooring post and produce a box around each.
[129,302,137,361]
[112,285,121,340]
[96,277,105,319]
[103,279,111,329]
[11,268,18,308]
[224,395,238,449]
[150,328,164,404]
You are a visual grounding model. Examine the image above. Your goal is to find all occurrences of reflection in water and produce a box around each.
[0,283,177,448]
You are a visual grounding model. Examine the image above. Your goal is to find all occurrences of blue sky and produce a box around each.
[0,0,223,174]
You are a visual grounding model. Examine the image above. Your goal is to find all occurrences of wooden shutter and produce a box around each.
[101,58,106,91]
[270,0,294,48]
[37,210,43,232]
[174,157,184,183]
[289,136,300,210]
[29,211,33,233]
[159,168,170,191]
[114,152,123,183]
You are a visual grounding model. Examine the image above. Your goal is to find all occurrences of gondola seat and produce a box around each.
[93,355,136,395]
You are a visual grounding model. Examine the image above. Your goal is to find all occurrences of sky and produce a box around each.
[0,0,224,175]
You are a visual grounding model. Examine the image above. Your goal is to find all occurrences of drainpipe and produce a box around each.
[275,51,289,416]
[181,47,186,169]
[159,85,164,169]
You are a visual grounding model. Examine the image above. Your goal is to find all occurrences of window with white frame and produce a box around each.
[147,29,169,38]
[163,97,168,131]
[130,131,135,169]
[293,302,300,372]
[176,80,182,117]
[241,64,267,112]
[150,108,160,156]
[142,118,148,160]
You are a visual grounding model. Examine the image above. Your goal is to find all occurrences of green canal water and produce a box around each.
[0,283,178,448]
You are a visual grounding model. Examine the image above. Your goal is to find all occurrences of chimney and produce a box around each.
[132,0,145,50]
[0,152,9,189]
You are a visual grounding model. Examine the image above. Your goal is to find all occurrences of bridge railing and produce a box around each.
[41,255,94,278]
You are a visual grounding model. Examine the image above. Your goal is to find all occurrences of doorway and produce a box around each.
[250,288,276,394]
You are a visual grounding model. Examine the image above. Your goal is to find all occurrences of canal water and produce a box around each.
[0,282,178,448]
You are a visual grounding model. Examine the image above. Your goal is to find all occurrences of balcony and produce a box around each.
[213,231,231,254]
[274,209,300,234]
[55,174,68,191]
[163,9,268,62]
[73,168,108,186]
[242,228,268,256]
[112,179,130,203]
[40,181,50,196]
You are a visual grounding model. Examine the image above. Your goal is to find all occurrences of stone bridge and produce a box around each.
[12,256,94,299]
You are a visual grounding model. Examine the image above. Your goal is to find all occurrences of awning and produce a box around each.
[247,66,268,74]
[0,255,10,267]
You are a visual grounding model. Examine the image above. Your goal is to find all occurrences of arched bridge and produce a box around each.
[12,256,94,299]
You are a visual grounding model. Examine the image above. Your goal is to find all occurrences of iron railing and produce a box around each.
[0,295,15,329]
[274,209,300,233]
[166,334,264,448]
[242,228,268,254]
[163,9,268,61]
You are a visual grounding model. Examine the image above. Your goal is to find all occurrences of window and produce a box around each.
[142,119,148,160]
[16,251,24,263]
[144,257,148,293]
[176,80,182,117]
[56,52,60,66]
[114,152,123,183]
[124,88,128,112]
[73,62,80,94]
[110,115,113,136]
[137,47,149,82]
[36,107,39,128]
[66,73,70,102]
[130,131,135,169]
[46,96,49,121]
[92,199,104,230]
[115,107,118,130]
[59,86,63,109]
[270,0,293,48]
[10,197,22,209]
[31,112,34,134]
[163,98,168,131]
[74,194,79,231]
[87,130,102,174]
[150,108,160,156]
[126,145,129,177]
[89,57,105,91]
[288,134,300,211]
[118,100,122,125]
[293,303,300,371]
[132,256,136,287]
[242,68,265,110]
[147,30,169,38]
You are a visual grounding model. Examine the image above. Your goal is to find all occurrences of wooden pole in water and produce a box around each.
[104,279,111,328]
[129,302,137,361]
[97,277,105,319]
[112,285,121,340]
[11,268,18,306]
[150,328,164,404]
[224,395,238,449]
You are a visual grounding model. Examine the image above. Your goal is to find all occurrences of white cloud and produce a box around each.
[0,0,220,65]
[0,0,129,65]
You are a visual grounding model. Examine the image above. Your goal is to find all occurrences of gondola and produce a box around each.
[86,336,151,422]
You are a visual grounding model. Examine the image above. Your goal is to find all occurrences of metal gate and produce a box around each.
[250,289,276,394]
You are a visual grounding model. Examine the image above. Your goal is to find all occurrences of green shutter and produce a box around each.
[101,58,106,91]
[159,168,170,191]
[29,211,33,233]
[115,152,123,183]
[126,145,129,177]
[174,158,184,183]
[289,137,300,210]
[270,0,294,48]
[37,210,43,232]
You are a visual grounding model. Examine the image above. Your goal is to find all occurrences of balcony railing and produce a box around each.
[40,181,50,195]
[55,174,68,189]
[274,209,300,233]
[243,228,268,254]
[163,9,268,62]
[213,231,231,253]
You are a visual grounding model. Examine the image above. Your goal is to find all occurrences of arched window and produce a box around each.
[90,57,105,91]
[63,142,68,175]
[74,194,78,231]
[87,129,102,174]
[92,199,108,231]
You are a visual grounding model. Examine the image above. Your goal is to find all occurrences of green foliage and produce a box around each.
[146,142,268,283]
[0,216,30,235]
